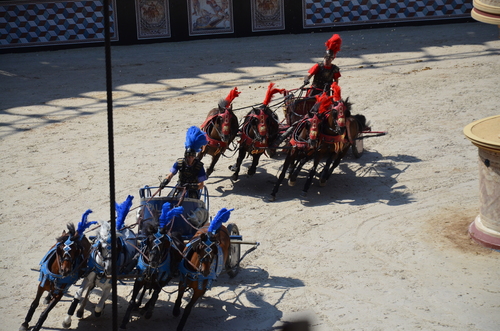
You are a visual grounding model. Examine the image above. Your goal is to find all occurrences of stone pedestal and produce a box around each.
[472,0,500,38]
[464,115,500,249]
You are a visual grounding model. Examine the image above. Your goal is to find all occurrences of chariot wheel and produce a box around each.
[352,133,364,158]
[225,223,241,278]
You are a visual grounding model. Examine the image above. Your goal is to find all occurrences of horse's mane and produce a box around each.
[56,223,76,242]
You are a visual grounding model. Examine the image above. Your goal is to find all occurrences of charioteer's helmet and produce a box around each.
[184,147,197,157]
[324,34,342,59]
[184,126,208,158]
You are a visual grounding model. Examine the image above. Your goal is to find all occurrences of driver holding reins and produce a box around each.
[304,34,342,97]
[160,126,208,199]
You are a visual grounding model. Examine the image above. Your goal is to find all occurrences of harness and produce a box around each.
[239,109,278,154]
[178,238,224,290]
[289,114,320,151]
[136,232,173,283]
[38,239,84,295]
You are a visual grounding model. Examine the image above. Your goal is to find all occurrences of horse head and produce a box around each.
[55,223,89,277]
[187,231,221,277]
[216,107,238,142]
[94,220,126,275]
[247,105,279,144]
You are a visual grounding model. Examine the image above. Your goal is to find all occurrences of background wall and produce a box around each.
[0,0,473,52]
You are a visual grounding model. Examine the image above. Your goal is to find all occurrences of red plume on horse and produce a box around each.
[230,82,285,181]
[198,87,240,176]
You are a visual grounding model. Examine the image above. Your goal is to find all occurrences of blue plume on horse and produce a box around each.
[185,126,208,152]
[159,202,184,229]
[115,195,134,230]
[208,208,234,234]
[77,209,97,237]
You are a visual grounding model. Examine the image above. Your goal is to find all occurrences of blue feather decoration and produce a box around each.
[115,195,134,230]
[77,209,97,236]
[159,202,184,229]
[208,208,234,234]
[185,126,208,152]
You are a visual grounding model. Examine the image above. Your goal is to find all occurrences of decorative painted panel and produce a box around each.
[135,0,170,39]
[187,0,233,36]
[302,0,473,28]
[0,0,118,49]
[251,0,285,31]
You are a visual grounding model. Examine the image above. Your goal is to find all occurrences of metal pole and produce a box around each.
[102,1,117,330]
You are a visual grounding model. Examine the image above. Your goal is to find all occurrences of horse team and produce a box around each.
[199,81,370,200]
[20,81,370,331]
[21,197,234,331]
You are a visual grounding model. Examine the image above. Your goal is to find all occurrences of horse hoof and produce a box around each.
[319,181,326,187]
[288,180,296,187]
[62,319,71,329]
[95,311,102,317]
[268,195,276,202]
[19,322,29,331]
[231,174,239,181]
[76,310,84,318]
[300,191,308,198]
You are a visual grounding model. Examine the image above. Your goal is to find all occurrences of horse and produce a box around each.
[229,83,284,181]
[270,103,323,201]
[20,210,95,331]
[119,203,185,330]
[173,208,232,331]
[198,90,239,176]
[294,97,369,197]
[62,221,138,327]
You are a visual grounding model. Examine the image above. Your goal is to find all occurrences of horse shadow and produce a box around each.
[296,150,420,207]
[71,267,300,331]
[211,149,420,206]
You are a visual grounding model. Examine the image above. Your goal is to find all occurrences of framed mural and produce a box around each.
[251,0,285,31]
[188,0,234,36]
[135,0,170,39]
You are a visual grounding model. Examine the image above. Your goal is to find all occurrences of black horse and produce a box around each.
[119,210,185,329]
[230,82,284,181]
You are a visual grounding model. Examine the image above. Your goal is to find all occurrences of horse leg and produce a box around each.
[207,153,221,177]
[230,146,246,181]
[172,282,187,317]
[176,288,206,331]
[20,285,45,331]
[289,155,309,186]
[32,293,63,331]
[143,277,171,320]
[319,152,336,186]
[95,281,111,317]
[119,280,143,330]
[270,151,294,201]
[247,153,262,176]
[63,273,94,328]
[326,149,348,180]
[76,274,96,318]
[301,155,321,197]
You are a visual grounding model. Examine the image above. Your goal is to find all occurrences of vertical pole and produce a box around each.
[102,0,117,330]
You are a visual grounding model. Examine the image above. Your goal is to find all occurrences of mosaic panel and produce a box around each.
[303,0,473,28]
[187,0,234,36]
[251,0,285,32]
[0,0,118,49]
[135,0,170,39]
